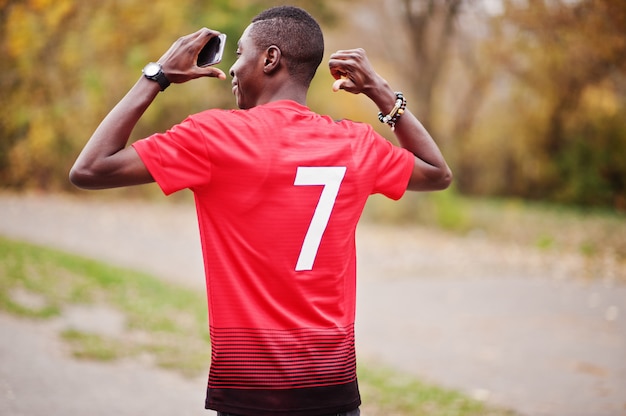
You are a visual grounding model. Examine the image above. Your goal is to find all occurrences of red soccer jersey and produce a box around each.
[133,100,413,415]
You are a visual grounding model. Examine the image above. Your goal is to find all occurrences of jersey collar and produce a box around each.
[259,100,311,113]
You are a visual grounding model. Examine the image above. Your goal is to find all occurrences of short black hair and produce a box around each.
[250,6,324,86]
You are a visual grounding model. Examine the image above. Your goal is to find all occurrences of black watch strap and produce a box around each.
[152,70,170,91]
[143,63,171,91]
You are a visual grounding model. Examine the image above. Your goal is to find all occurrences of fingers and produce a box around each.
[329,48,366,61]
[199,67,227,80]
[332,77,356,92]
[185,27,219,49]
[332,78,347,92]
[160,28,227,84]
[165,28,215,60]
[329,48,367,72]
[328,48,369,93]
[328,50,357,78]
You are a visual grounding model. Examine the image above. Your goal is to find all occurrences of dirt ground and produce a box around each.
[0,192,624,416]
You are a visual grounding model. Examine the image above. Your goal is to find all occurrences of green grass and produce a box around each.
[358,365,515,416]
[0,237,515,416]
[0,236,211,377]
[60,329,123,361]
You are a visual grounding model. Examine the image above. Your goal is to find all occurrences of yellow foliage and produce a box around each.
[1,0,624,207]
[31,0,53,10]
[42,0,74,28]
[5,0,75,68]
[1,0,246,189]
[6,109,57,186]
[5,6,41,59]
[580,83,620,117]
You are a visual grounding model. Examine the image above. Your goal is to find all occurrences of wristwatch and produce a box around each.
[142,62,170,91]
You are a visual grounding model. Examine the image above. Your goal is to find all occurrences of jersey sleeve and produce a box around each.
[132,116,211,195]
[370,133,415,200]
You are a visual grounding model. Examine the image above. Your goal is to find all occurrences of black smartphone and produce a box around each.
[197,34,227,67]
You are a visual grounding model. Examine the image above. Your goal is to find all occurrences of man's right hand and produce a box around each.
[158,28,227,84]
[328,48,383,96]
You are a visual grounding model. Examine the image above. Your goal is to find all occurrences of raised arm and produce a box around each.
[328,48,452,192]
[69,28,227,190]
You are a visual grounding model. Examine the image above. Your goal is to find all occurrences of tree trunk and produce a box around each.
[402,0,462,130]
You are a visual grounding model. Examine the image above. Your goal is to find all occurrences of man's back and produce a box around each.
[133,100,414,414]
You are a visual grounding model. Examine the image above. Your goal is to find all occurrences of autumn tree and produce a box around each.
[0,0,333,191]
[1,0,194,189]
[455,0,626,209]
[401,0,463,131]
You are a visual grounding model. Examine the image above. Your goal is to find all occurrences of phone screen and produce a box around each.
[197,34,227,67]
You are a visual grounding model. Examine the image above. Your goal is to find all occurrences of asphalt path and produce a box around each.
[0,192,624,416]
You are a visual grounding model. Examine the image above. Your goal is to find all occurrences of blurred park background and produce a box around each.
[1,0,625,277]
[1,1,626,415]
[1,0,625,209]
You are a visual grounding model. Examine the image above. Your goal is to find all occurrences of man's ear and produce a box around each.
[263,45,282,75]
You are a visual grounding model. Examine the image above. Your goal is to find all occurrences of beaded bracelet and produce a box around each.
[378,92,407,131]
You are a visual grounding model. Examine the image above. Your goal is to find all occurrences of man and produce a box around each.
[70,6,451,416]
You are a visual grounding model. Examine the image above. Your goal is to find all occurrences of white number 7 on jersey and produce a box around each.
[294,166,347,271]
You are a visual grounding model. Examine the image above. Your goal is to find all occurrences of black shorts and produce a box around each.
[217,408,360,416]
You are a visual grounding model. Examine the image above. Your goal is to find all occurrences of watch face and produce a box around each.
[143,63,161,77]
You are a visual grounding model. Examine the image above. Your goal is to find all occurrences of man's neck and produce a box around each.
[257,81,308,107]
